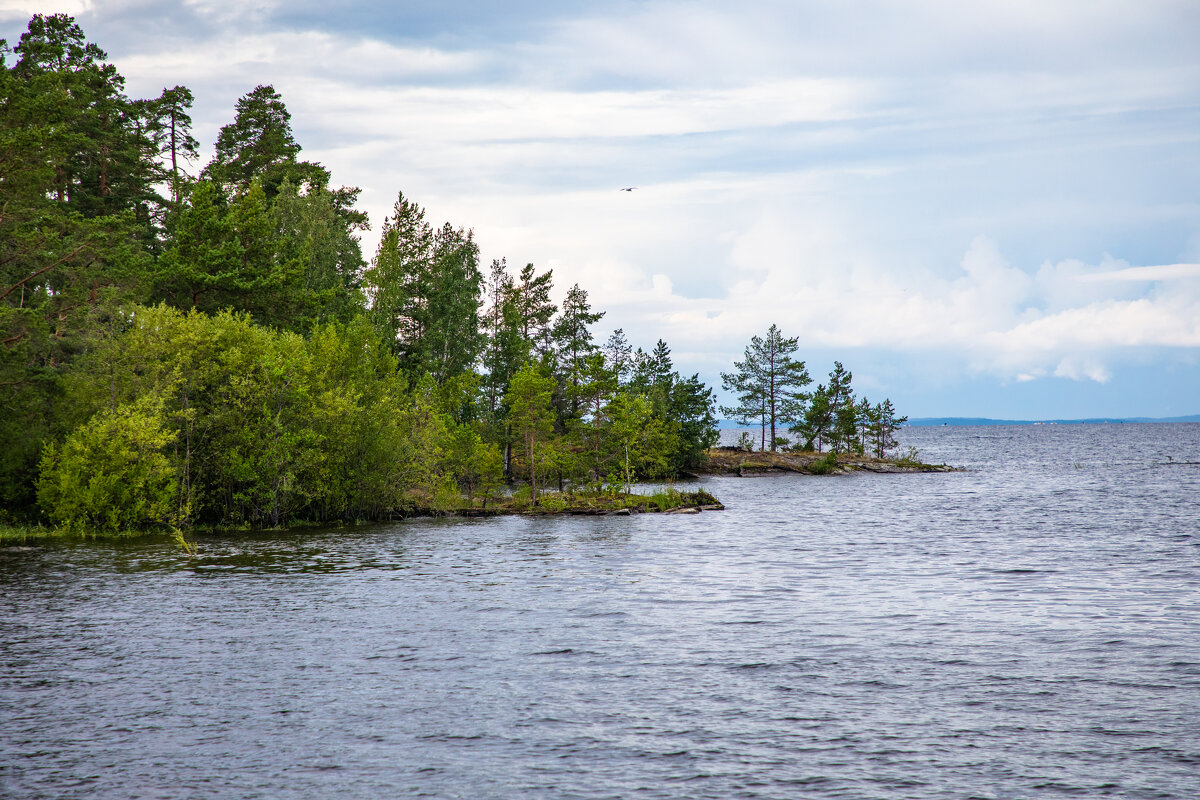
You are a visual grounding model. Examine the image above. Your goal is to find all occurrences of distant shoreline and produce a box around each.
[716,415,1200,430]
[905,415,1200,426]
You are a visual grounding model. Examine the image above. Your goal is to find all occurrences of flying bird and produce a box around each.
[620,187,637,191]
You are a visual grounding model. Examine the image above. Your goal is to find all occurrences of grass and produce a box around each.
[807,453,840,475]
[0,523,166,543]
[0,523,65,543]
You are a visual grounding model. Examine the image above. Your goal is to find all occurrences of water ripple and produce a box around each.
[2,424,1199,799]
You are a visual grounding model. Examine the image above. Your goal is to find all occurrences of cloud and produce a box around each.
[8,0,1197,413]
[1078,263,1200,282]
[0,1,94,21]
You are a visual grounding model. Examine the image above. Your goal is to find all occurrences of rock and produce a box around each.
[665,506,700,514]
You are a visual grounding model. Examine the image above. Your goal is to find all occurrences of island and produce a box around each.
[699,448,956,475]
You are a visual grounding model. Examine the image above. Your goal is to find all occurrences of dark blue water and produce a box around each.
[3,424,1199,799]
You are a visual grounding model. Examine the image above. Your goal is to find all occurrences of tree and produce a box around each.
[480,258,528,415]
[722,324,810,451]
[552,283,604,418]
[363,192,434,361]
[505,363,556,502]
[0,15,160,513]
[665,373,720,472]
[203,84,302,193]
[269,177,367,329]
[603,328,633,384]
[146,85,198,206]
[424,223,483,382]
[513,262,556,355]
[825,361,856,453]
[154,178,300,326]
[794,384,831,452]
[791,362,857,453]
[362,199,482,381]
[605,392,659,493]
[719,346,766,447]
[37,395,179,532]
[868,399,907,458]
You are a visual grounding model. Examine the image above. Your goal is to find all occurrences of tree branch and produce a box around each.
[0,243,92,303]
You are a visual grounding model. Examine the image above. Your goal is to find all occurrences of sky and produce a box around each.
[4,0,1199,419]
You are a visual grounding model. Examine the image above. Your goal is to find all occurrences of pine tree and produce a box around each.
[481,258,528,415]
[602,328,633,384]
[720,346,767,448]
[269,177,367,328]
[146,85,198,206]
[513,263,557,355]
[721,324,810,451]
[551,284,604,419]
[794,384,831,452]
[0,14,161,511]
[203,85,301,193]
[869,399,907,458]
[363,191,434,363]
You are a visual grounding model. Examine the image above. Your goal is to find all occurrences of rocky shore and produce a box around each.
[698,448,957,476]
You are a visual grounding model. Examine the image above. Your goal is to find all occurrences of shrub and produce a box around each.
[537,492,567,512]
[510,486,532,511]
[38,398,179,533]
[808,452,839,475]
[894,446,924,467]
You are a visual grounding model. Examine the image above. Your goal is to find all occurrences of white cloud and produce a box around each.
[1078,263,1200,282]
[30,0,1199,411]
[0,1,93,19]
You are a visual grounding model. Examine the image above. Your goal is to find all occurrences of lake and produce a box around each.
[3,424,1199,799]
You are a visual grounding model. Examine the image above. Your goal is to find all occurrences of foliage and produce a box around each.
[1,13,725,530]
[363,194,482,382]
[721,324,810,451]
[808,452,840,475]
[37,396,179,532]
[505,363,557,501]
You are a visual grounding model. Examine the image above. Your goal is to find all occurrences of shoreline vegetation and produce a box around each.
[0,489,726,543]
[3,15,921,544]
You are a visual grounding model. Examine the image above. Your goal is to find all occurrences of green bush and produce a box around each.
[511,486,532,511]
[808,452,839,475]
[431,479,466,513]
[37,398,179,533]
[537,492,567,512]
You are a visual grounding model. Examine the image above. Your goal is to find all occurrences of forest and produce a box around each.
[0,14,722,532]
[1,14,909,535]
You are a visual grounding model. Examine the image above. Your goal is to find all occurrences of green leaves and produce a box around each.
[204,84,302,193]
[37,395,178,533]
[364,193,483,382]
[721,324,810,451]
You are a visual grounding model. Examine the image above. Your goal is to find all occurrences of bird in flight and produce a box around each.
[620,187,637,191]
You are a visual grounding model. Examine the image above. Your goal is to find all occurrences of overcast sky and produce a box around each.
[5,0,1199,418]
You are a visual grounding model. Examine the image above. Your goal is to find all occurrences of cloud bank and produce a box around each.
[4,0,1198,415]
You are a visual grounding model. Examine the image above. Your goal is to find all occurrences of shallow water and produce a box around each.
[3,424,1199,799]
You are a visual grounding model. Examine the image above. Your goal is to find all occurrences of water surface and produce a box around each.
[3,424,1199,799]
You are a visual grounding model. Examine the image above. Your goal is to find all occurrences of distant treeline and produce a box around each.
[908,416,1200,426]
[0,14,718,531]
